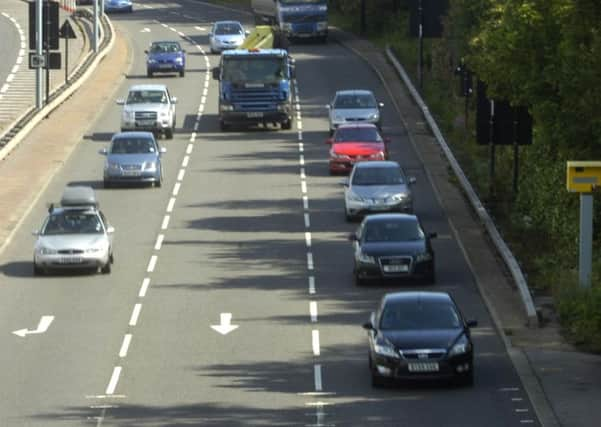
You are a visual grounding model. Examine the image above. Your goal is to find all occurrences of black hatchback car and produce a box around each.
[350,213,436,285]
[363,291,477,387]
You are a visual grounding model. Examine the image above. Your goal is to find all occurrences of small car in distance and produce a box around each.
[343,161,415,221]
[209,21,248,53]
[32,186,115,275]
[146,41,186,78]
[363,291,477,387]
[100,131,166,188]
[104,0,133,13]
[350,213,436,285]
[327,89,383,134]
[117,84,177,139]
[327,124,389,175]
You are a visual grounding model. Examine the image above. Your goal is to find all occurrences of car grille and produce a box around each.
[121,164,142,171]
[157,59,173,64]
[378,256,413,275]
[400,349,446,360]
[285,14,324,23]
[134,111,157,121]
[57,249,84,255]
[231,86,280,111]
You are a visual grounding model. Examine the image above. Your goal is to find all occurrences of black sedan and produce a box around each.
[363,291,477,387]
[350,213,436,285]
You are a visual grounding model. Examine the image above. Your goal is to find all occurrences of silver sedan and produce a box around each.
[327,89,384,135]
[209,21,248,53]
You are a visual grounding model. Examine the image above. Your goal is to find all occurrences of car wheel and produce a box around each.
[180,69,185,78]
[101,262,111,274]
[281,119,292,130]
[371,373,386,388]
[354,272,364,287]
[156,171,163,188]
[33,263,44,276]
[147,70,153,78]
[220,120,229,131]
[165,128,174,139]
[103,179,111,189]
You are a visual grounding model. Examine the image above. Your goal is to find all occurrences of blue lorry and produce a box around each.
[251,0,328,42]
[212,48,295,131]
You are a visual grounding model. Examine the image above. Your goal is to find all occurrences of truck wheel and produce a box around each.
[101,262,111,274]
[179,69,185,78]
[281,119,292,130]
[220,120,229,131]
[147,70,153,78]
[165,128,174,139]
[33,263,44,276]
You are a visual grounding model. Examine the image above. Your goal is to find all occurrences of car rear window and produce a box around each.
[334,127,381,142]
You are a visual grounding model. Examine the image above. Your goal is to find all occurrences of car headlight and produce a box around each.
[38,247,57,255]
[329,150,349,160]
[358,251,376,264]
[147,59,157,64]
[220,104,234,112]
[389,193,409,202]
[316,21,328,31]
[374,338,400,359]
[368,112,379,121]
[368,151,385,160]
[282,23,293,31]
[144,161,157,171]
[415,252,432,263]
[347,191,364,202]
[449,337,471,357]
[106,162,121,171]
[123,111,133,120]
[175,57,184,64]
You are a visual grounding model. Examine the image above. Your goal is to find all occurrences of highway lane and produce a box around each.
[0,7,22,88]
[0,0,542,425]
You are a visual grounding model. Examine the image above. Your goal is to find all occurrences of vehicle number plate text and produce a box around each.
[408,362,439,373]
[59,257,82,264]
[383,265,409,273]
[247,112,264,118]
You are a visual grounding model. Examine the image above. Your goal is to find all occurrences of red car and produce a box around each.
[327,124,389,174]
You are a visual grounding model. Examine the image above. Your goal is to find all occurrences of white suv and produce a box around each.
[117,84,177,139]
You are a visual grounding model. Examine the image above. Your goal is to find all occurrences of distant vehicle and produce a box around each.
[251,0,328,42]
[327,90,383,134]
[349,213,436,285]
[32,187,115,275]
[117,84,177,139]
[100,131,166,188]
[104,0,133,13]
[327,124,389,174]
[209,21,248,54]
[145,41,186,77]
[363,291,477,387]
[343,161,415,221]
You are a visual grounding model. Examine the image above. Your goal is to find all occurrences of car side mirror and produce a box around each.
[212,67,220,80]
[116,99,125,105]
[32,230,39,236]
[340,178,349,187]
[171,97,178,104]
[362,321,374,330]
[379,102,384,108]
[159,147,167,154]
[408,176,416,184]
[106,226,115,234]
[348,232,358,241]
[99,148,108,155]
[325,104,331,110]
[325,138,333,145]
[429,232,438,239]
[466,319,478,328]
[144,49,148,54]
[245,30,250,36]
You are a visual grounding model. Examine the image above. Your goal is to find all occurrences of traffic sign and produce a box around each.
[29,53,46,69]
[29,1,60,51]
[59,19,77,39]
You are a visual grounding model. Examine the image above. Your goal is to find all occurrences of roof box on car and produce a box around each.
[60,186,98,208]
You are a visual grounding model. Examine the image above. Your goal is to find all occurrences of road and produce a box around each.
[0,0,541,425]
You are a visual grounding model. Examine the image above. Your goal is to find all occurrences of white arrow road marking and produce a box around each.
[12,315,54,337]
[210,313,239,335]
[141,28,150,33]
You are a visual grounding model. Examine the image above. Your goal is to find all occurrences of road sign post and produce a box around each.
[59,19,77,84]
[36,0,43,109]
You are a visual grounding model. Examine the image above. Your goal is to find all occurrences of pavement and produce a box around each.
[0,1,599,426]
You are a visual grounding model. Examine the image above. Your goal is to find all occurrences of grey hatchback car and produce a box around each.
[327,90,384,134]
[101,131,166,188]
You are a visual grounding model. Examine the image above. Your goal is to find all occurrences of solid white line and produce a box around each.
[161,215,170,230]
[119,334,132,358]
[129,304,142,326]
[170,28,178,32]
[304,213,310,228]
[312,330,320,356]
[16,57,23,64]
[499,387,520,392]
[177,169,185,181]
[201,95,206,104]
[512,398,524,402]
[193,122,199,132]
[310,301,318,322]
[190,133,196,142]
[161,23,168,28]
[139,278,151,297]
[195,26,205,31]
[166,197,176,213]
[307,252,314,270]
[6,74,14,82]
[203,88,208,96]
[18,49,24,56]
[173,182,181,196]
[147,255,158,272]
[515,409,529,413]
[314,364,322,391]
[204,81,209,88]
[301,181,307,194]
[1,12,8,18]
[105,367,122,395]
[309,276,316,294]
[154,234,164,250]
[186,143,193,154]
[305,232,312,248]
[303,196,309,210]
[299,155,305,166]
[182,156,189,167]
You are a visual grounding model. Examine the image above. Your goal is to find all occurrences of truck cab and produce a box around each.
[251,0,328,42]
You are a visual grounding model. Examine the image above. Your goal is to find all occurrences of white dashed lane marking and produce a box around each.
[105,367,122,395]
[147,255,158,273]
[119,334,132,358]
[129,304,142,326]
[139,278,150,298]
[166,197,176,213]
[161,215,170,230]
[307,252,314,270]
[308,276,316,294]
[154,234,164,250]
[312,330,320,356]
[309,301,318,322]
[314,365,323,391]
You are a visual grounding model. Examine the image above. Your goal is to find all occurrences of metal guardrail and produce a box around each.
[385,46,538,327]
[0,9,112,149]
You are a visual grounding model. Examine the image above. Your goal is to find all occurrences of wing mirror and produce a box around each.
[384,137,391,144]
[171,96,178,104]
[99,148,108,155]
[348,232,358,241]
[362,321,374,330]
[378,102,385,108]
[466,319,478,328]
[325,138,333,145]
[408,176,416,184]
[159,147,167,154]
[325,104,331,110]
[106,226,115,234]
[32,230,39,236]
[144,49,148,54]
[245,30,250,36]
[340,178,349,187]
[212,67,220,80]
[116,99,125,105]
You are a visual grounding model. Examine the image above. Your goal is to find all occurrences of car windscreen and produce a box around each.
[334,93,377,109]
[126,90,168,104]
[334,127,381,142]
[215,23,243,35]
[364,219,423,242]
[42,212,104,235]
[110,138,156,154]
[353,167,403,185]
[380,301,462,330]
[222,57,287,83]
[150,42,181,53]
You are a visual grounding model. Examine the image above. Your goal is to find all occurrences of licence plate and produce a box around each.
[122,170,141,177]
[247,112,264,118]
[408,362,439,373]
[383,265,409,273]
[136,120,154,127]
[59,257,82,264]
[159,63,172,69]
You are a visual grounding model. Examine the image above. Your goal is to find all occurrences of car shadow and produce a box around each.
[0,261,97,278]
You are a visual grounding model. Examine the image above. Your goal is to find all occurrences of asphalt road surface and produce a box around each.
[0,1,541,425]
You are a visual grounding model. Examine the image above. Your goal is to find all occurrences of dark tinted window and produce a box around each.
[111,137,157,154]
[42,212,103,235]
[364,218,423,242]
[334,93,377,109]
[353,166,403,185]
[334,127,381,142]
[380,300,461,330]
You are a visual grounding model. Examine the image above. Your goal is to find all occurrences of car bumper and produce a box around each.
[329,157,383,173]
[148,63,184,73]
[220,110,291,125]
[346,199,413,217]
[34,252,109,270]
[212,44,242,52]
[330,118,379,132]
[355,259,434,281]
[371,352,473,382]
[121,120,172,132]
[104,170,161,183]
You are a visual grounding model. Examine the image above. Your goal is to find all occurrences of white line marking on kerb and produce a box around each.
[119,334,132,358]
[307,252,314,270]
[173,182,181,196]
[139,278,151,297]
[154,234,164,250]
[129,304,142,326]
[147,255,158,272]
[314,364,322,391]
[161,215,170,230]
[305,232,312,248]
[304,213,310,228]
[312,330,320,356]
[177,169,185,181]
[105,367,122,395]
[309,276,316,294]
[182,156,189,167]
[310,301,318,322]
[166,197,176,213]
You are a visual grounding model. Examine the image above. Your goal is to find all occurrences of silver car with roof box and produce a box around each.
[32,186,115,275]
[343,161,415,221]
[327,89,383,135]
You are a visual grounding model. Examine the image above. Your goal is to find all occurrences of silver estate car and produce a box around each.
[343,161,415,221]
[209,21,248,53]
[33,187,114,275]
[327,89,384,135]
[100,131,166,188]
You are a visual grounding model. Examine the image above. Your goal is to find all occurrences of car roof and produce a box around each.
[363,213,417,222]
[354,161,400,169]
[112,131,155,140]
[128,84,167,91]
[335,89,375,96]
[336,123,378,129]
[382,291,453,306]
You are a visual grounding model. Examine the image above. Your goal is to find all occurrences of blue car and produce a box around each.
[146,41,186,78]
[104,0,133,13]
[100,132,166,188]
